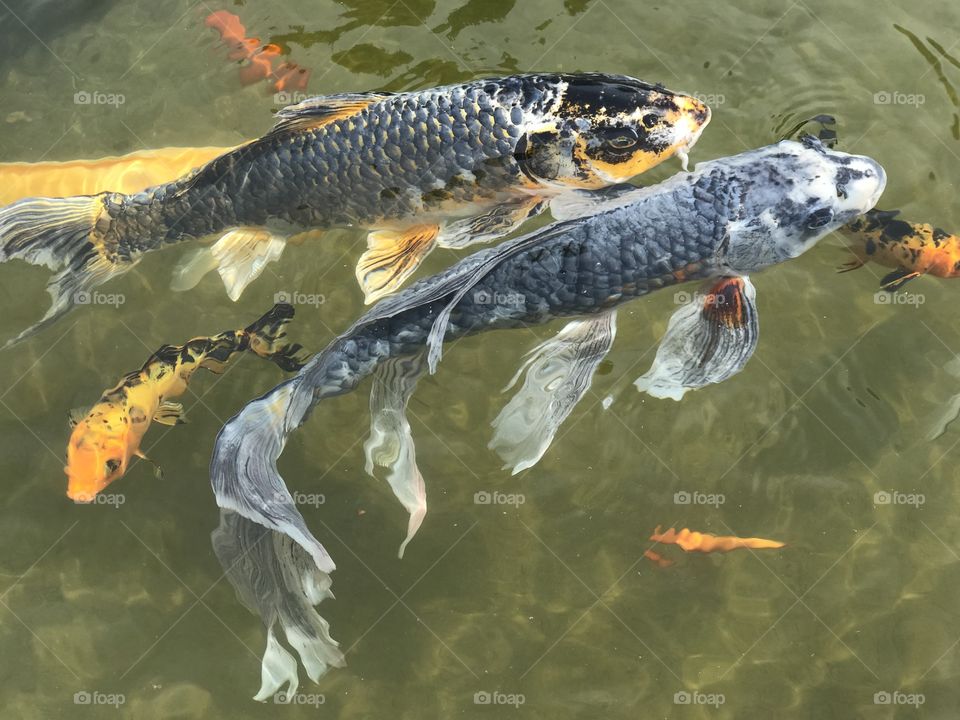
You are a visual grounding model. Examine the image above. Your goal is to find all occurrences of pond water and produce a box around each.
[0,0,958,717]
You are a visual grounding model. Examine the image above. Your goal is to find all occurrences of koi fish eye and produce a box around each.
[599,127,639,152]
[105,458,122,475]
[806,207,835,229]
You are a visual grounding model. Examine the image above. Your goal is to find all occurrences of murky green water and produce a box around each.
[1,0,959,717]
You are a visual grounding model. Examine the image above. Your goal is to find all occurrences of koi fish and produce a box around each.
[648,526,785,554]
[0,73,710,347]
[209,139,883,629]
[66,304,308,502]
[205,10,310,92]
[0,146,233,206]
[840,209,960,290]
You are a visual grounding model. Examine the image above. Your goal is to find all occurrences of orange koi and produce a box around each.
[649,526,785,554]
[206,10,310,93]
[66,304,308,502]
[840,209,960,291]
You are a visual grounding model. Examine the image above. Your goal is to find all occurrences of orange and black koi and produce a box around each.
[840,209,960,290]
[66,304,308,502]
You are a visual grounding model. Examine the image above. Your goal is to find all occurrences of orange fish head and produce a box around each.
[65,418,131,503]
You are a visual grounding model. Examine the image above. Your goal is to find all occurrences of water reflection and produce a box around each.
[432,0,517,40]
[270,0,438,48]
[894,25,960,140]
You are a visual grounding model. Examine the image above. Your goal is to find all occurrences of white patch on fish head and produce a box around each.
[715,139,886,273]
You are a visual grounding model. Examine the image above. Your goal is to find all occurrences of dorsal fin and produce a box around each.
[269,92,393,135]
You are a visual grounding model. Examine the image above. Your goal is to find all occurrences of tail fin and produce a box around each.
[0,194,131,348]
[245,303,310,371]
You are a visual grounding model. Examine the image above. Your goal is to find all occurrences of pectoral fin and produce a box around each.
[356,224,439,304]
[134,448,164,480]
[364,355,428,558]
[490,311,617,474]
[880,267,921,291]
[436,196,547,249]
[171,228,287,301]
[635,276,758,401]
[548,183,640,221]
[68,406,91,428]
[169,246,221,292]
[153,401,186,426]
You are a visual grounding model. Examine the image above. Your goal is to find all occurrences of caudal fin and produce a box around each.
[244,303,310,371]
[0,194,131,348]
